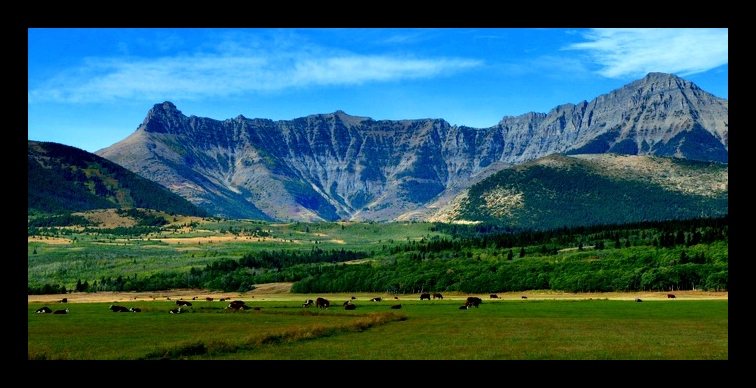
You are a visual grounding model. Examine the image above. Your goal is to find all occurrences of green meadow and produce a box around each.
[28,299,728,360]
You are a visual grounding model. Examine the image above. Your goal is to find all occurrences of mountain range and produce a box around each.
[29,72,728,229]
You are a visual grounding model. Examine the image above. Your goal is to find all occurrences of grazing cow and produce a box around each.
[521,295,527,299]
[169,307,182,314]
[459,305,469,310]
[316,297,330,309]
[351,296,357,300]
[343,300,352,306]
[489,294,499,299]
[53,308,69,314]
[420,293,431,301]
[206,297,214,301]
[394,296,399,300]
[667,294,676,299]
[129,307,142,312]
[370,297,382,302]
[220,298,226,302]
[391,304,402,309]
[344,303,357,310]
[635,298,643,303]
[60,298,68,303]
[192,297,197,300]
[433,293,443,300]
[35,306,52,314]
[465,297,483,308]
[109,305,129,312]
[302,299,314,308]
[176,300,193,307]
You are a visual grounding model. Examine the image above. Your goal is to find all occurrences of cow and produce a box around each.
[370,297,382,302]
[220,298,226,302]
[459,305,469,310]
[129,307,142,312]
[192,297,197,300]
[253,307,261,311]
[227,301,249,310]
[391,304,402,309]
[206,297,214,302]
[316,297,330,309]
[490,294,499,299]
[60,298,68,303]
[169,307,182,314]
[667,294,676,299]
[303,299,314,308]
[35,306,52,314]
[176,300,192,307]
[344,303,357,310]
[521,295,527,299]
[109,305,129,312]
[420,293,431,301]
[343,300,352,306]
[465,297,483,308]
[433,293,443,300]
[635,298,643,303]
[53,308,69,314]
[351,296,357,300]
[394,296,399,300]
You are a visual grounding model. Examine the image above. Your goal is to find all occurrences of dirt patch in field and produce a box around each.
[28,284,727,305]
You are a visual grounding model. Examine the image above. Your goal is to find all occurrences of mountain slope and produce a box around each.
[95,72,728,223]
[28,140,210,217]
[430,153,728,230]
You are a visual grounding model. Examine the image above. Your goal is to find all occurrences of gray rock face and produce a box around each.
[96,72,728,222]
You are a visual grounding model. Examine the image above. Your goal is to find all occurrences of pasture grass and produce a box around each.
[28,299,727,360]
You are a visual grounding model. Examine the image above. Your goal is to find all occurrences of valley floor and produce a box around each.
[28,283,728,304]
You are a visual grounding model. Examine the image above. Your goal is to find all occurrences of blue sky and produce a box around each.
[28,28,728,153]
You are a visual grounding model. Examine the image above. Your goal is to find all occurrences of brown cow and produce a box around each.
[391,304,402,309]
[420,293,431,300]
[433,293,443,300]
[489,294,499,299]
[344,303,357,310]
[667,294,676,299]
[316,297,330,309]
[521,295,527,299]
[206,297,214,301]
[465,297,483,308]
[227,300,249,310]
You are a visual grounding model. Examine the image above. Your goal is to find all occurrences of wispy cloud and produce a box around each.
[564,28,728,78]
[27,37,481,104]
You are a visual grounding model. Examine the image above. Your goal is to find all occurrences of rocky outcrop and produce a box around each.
[96,72,728,222]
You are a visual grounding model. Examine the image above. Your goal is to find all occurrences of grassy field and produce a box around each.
[28,296,728,360]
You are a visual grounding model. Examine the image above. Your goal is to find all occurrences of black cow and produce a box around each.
[303,299,314,308]
[370,297,382,302]
[176,300,193,307]
[206,297,214,301]
[316,297,330,309]
[227,300,249,310]
[35,306,52,314]
[60,298,68,303]
[391,304,402,309]
[667,294,676,299]
[420,293,431,300]
[459,305,469,310]
[490,294,499,299]
[169,307,182,314]
[129,307,142,312]
[53,308,69,314]
[433,293,443,300]
[465,297,483,308]
[110,305,129,312]
[521,295,527,299]
[344,303,357,310]
[635,298,643,302]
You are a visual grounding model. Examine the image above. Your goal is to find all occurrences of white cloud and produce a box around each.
[564,28,728,78]
[28,43,481,104]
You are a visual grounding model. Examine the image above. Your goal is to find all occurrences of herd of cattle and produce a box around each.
[33,293,679,314]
